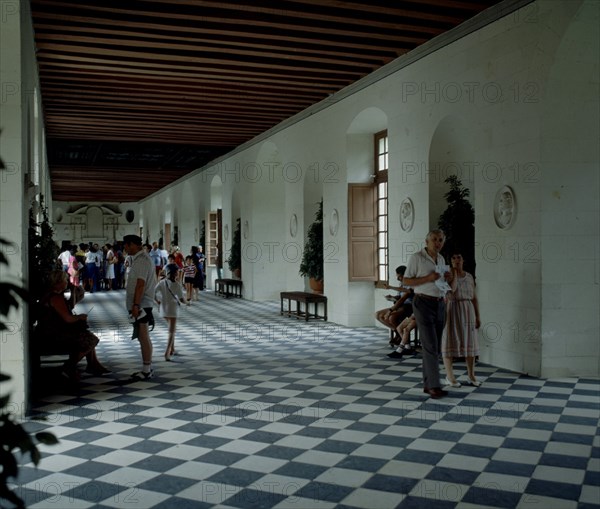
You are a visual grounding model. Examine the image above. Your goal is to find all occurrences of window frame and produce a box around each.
[374,129,389,287]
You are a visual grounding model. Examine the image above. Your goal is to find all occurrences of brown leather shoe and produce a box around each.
[423,387,448,399]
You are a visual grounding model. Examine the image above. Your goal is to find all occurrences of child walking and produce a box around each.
[182,255,197,305]
[154,264,186,361]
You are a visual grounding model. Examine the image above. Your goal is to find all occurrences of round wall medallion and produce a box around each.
[329,209,339,236]
[125,210,135,223]
[224,224,229,241]
[494,185,516,229]
[290,213,298,237]
[400,198,414,232]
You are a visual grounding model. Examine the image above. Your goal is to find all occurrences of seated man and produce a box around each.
[375,265,413,345]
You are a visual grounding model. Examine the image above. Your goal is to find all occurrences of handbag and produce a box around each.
[166,280,181,306]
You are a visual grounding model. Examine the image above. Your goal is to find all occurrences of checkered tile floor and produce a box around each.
[14,290,600,508]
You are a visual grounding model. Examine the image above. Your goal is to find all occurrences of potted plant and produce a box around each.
[437,175,475,275]
[299,199,324,293]
[227,217,242,279]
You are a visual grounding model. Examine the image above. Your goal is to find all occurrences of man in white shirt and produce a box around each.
[149,242,163,278]
[159,243,169,269]
[124,234,156,379]
[58,246,71,272]
[403,229,452,399]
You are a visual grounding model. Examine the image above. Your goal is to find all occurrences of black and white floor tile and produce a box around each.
[12,290,600,508]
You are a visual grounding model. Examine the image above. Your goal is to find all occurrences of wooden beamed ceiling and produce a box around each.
[31,0,501,202]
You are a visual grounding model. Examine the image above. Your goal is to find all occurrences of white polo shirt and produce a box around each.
[126,249,156,310]
[405,248,447,298]
[58,250,71,266]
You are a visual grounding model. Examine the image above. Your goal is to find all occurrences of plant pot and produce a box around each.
[309,278,324,294]
[233,268,241,279]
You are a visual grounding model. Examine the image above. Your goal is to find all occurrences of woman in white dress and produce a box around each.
[105,244,116,290]
[154,264,185,361]
[441,252,482,388]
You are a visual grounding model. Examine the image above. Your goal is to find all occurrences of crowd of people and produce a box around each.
[56,241,206,295]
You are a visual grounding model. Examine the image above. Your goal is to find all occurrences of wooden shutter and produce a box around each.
[348,183,377,281]
[216,209,223,269]
[207,210,219,267]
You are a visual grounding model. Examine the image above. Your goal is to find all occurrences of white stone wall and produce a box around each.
[539,0,600,377]
[0,1,50,411]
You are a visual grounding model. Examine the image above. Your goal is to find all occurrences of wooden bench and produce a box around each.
[215,278,243,298]
[30,328,72,372]
[280,291,327,321]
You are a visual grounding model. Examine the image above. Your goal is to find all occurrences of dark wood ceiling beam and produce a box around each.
[35,53,352,85]
[46,124,267,139]
[37,66,337,95]
[39,77,323,103]
[50,185,180,202]
[43,101,293,119]
[44,109,288,127]
[43,98,306,117]
[32,11,420,53]
[51,168,190,179]
[35,42,375,76]
[37,81,323,104]
[36,55,356,86]
[408,0,495,10]
[44,106,296,123]
[146,0,462,28]
[34,1,444,37]
[34,32,392,69]
[34,23,408,59]
[41,93,314,114]
[280,0,469,22]
[45,117,263,132]
[45,120,268,138]
[46,131,250,144]
[290,0,490,15]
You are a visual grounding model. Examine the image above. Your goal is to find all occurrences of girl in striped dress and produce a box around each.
[182,255,197,305]
[441,252,482,388]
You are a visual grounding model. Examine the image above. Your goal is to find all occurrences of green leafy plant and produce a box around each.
[28,196,59,303]
[437,175,475,274]
[227,218,241,274]
[299,199,324,281]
